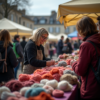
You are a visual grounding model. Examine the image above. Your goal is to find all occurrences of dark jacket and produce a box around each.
[72,33,100,99]
[0,41,18,82]
[66,42,73,54]
[57,39,63,55]
[13,40,23,62]
[20,40,27,50]
[24,40,49,67]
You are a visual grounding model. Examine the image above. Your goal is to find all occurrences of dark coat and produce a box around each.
[72,33,100,99]
[24,40,49,67]
[20,40,27,50]
[66,42,73,54]
[57,39,63,55]
[0,41,18,82]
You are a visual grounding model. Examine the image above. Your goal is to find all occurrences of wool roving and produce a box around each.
[0,86,11,98]
[5,80,24,92]
[60,74,78,85]
[19,74,30,82]
[25,87,46,98]
[42,73,53,80]
[1,91,16,100]
[43,85,54,94]
[52,89,64,98]
[53,74,61,82]
[46,80,58,89]
[40,79,49,85]
[58,61,67,67]
[7,97,19,100]
[57,80,73,92]
[20,87,31,96]
[27,92,54,100]
[30,74,42,82]
[31,83,44,88]
[13,91,22,98]
[22,81,34,87]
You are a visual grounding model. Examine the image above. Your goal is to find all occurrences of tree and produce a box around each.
[0,0,31,18]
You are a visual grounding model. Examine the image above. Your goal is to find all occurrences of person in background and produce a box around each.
[65,38,73,54]
[74,40,79,50]
[44,41,49,58]
[49,42,53,59]
[20,36,27,50]
[13,35,23,79]
[23,28,55,74]
[0,30,18,82]
[72,16,100,100]
[57,36,64,56]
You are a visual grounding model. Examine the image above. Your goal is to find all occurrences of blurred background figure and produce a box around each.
[57,36,64,56]
[73,40,79,50]
[44,41,50,58]
[13,35,23,79]
[49,41,54,59]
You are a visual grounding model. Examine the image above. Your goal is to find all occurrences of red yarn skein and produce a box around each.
[50,68,60,75]
[19,74,30,82]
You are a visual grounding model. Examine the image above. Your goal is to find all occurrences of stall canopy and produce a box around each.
[0,18,33,37]
[68,30,77,38]
[33,29,57,41]
[57,0,100,28]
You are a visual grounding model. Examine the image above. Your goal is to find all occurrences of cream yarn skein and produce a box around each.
[40,79,49,85]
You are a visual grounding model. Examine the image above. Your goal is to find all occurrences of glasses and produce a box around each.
[41,35,48,40]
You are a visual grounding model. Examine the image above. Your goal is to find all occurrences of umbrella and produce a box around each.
[68,30,77,38]
[57,0,100,28]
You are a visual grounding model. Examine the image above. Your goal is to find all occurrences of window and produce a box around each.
[49,27,53,33]
[56,27,60,33]
[56,21,60,24]
[19,17,21,24]
[39,19,45,24]
[23,22,25,26]
[27,23,29,28]
[65,27,70,33]
[16,16,18,23]
[30,24,32,29]
[11,14,13,21]
[34,17,38,24]
[49,18,53,24]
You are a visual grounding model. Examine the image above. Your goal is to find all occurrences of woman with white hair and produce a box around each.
[23,28,55,74]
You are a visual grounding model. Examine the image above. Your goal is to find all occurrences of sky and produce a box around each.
[26,0,71,16]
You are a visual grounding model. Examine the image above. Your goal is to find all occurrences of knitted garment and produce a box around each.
[22,81,34,87]
[58,61,67,67]
[5,80,24,92]
[30,74,42,82]
[25,87,46,98]
[31,83,44,88]
[46,80,58,89]
[1,92,16,100]
[52,89,64,98]
[42,73,53,80]
[52,74,61,82]
[12,91,22,98]
[57,80,73,92]
[19,74,30,82]
[50,68,60,75]
[27,92,54,100]
[7,97,19,100]
[43,85,54,94]
[40,79,49,85]
[60,74,78,85]
[0,86,11,98]
[20,87,31,96]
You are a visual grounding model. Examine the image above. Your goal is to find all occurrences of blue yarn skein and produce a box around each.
[25,87,46,98]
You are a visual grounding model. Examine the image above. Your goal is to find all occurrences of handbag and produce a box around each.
[62,46,69,53]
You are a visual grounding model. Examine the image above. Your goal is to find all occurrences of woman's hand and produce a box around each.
[46,60,55,66]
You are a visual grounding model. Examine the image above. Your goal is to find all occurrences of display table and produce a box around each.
[53,85,79,100]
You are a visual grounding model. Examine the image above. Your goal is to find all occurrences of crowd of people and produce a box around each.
[0,16,100,100]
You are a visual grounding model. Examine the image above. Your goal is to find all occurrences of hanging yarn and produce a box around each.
[52,89,64,98]
[50,68,60,75]
[60,74,78,85]
[52,74,61,82]
[42,73,53,80]
[0,86,11,98]
[27,92,54,100]
[13,91,22,98]
[1,92,16,100]
[7,97,19,100]
[19,74,30,82]
[46,80,58,89]
[22,81,34,87]
[40,79,49,85]
[5,80,24,92]
[43,85,54,94]
[30,74,42,82]
[25,87,46,98]
[57,80,73,92]
[31,83,44,88]
[20,87,31,96]
[58,61,67,67]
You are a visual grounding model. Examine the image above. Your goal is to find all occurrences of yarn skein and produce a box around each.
[40,79,49,85]
[13,91,22,98]
[25,87,46,98]
[58,61,67,67]
[57,80,73,92]
[31,83,44,88]
[19,74,30,82]
[46,80,58,89]
[7,97,19,100]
